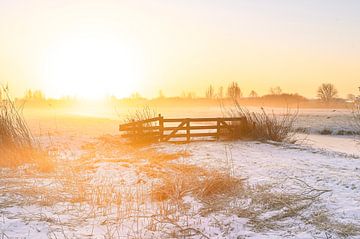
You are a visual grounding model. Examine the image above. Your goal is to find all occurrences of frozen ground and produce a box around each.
[1,109,360,238]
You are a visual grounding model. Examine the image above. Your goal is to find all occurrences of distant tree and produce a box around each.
[181,91,196,99]
[227,82,242,99]
[33,90,45,100]
[347,94,356,101]
[24,90,33,100]
[158,90,165,99]
[270,86,282,95]
[317,83,338,103]
[249,90,258,98]
[205,85,215,99]
[187,92,196,99]
[24,89,45,100]
[217,86,224,99]
[181,91,186,98]
[130,92,142,100]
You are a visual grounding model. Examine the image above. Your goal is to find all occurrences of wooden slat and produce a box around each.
[222,117,246,121]
[120,125,160,131]
[163,132,218,138]
[159,115,164,141]
[163,117,245,123]
[163,125,218,131]
[119,117,160,129]
[122,132,160,138]
[186,119,190,142]
[164,117,218,122]
[123,125,219,131]
[162,121,187,141]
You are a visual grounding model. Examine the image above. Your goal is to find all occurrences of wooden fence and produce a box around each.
[119,114,247,142]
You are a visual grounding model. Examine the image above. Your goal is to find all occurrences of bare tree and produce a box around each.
[317,83,338,103]
[33,90,45,100]
[158,90,165,99]
[217,86,224,99]
[181,91,196,99]
[187,92,196,99]
[24,89,45,101]
[227,82,242,99]
[130,92,143,100]
[347,94,356,102]
[270,86,282,95]
[249,90,258,98]
[24,90,33,100]
[205,85,215,99]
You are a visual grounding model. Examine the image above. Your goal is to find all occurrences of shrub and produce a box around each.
[224,100,298,142]
[319,128,333,135]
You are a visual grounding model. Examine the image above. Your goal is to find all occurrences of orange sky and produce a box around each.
[0,0,359,99]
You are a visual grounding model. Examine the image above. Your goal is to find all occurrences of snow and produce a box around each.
[305,134,359,157]
[1,108,360,238]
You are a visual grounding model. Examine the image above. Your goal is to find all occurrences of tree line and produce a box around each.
[200,82,358,103]
[4,82,358,104]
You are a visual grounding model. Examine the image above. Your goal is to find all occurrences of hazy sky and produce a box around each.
[0,0,359,98]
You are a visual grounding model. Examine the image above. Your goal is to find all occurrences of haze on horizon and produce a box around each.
[0,0,359,99]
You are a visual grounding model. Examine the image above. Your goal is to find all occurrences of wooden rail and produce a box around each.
[119,114,247,142]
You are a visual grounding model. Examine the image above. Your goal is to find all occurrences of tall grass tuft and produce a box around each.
[224,100,298,142]
[123,106,159,144]
[0,86,53,171]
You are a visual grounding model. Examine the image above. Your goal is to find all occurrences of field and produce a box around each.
[1,106,360,238]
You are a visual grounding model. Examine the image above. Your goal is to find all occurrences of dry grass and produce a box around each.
[145,153,353,238]
[353,102,360,135]
[223,100,298,142]
[0,86,53,171]
[123,106,159,144]
[309,210,360,238]
[1,135,359,238]
[147,164,244,210]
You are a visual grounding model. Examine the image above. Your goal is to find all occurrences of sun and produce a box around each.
[41,36,143,99]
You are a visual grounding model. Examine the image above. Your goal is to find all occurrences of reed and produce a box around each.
[0,86,53,171]
[224,99,298,142]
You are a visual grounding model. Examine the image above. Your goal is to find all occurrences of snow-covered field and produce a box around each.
[1,108,360,238]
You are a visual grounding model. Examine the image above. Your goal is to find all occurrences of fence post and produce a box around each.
[159,114,164,142]
[131,119,136,141]
[216,118,221,140]
[186,119,190,142]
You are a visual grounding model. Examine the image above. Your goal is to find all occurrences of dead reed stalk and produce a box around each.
[224,99,298,142]
[0,86,53,171]
[123,106,159,144]
[353,102,360,135]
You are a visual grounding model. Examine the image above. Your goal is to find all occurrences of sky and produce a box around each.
[0,0,359,99]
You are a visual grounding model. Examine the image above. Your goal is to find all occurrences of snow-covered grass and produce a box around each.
[1,110,360,238]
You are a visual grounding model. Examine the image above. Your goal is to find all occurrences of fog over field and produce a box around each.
[1,0,360,238]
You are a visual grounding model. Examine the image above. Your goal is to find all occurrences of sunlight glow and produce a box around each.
[41,36,143,99]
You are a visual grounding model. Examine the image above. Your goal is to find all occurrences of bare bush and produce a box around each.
[224,100,298,142]
[122,106,159,143]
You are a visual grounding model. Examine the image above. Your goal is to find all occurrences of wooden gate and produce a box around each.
[119,114,247,142]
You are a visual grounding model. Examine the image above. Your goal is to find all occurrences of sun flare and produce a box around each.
[41,36,143,99]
